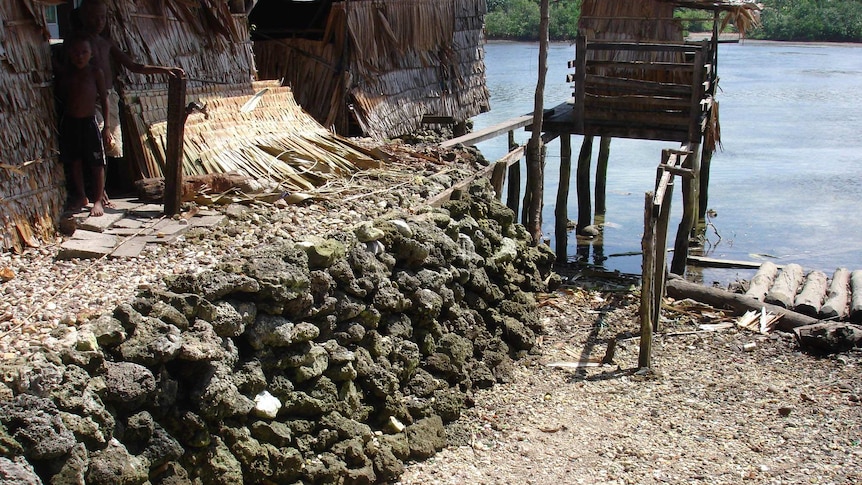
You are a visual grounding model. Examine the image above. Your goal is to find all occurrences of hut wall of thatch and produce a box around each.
[106,0,258,179]
[254,0,490,140]
[0,1,64,252]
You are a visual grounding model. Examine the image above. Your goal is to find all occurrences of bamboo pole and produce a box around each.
[164,75,187,216]
[555,134,572,263]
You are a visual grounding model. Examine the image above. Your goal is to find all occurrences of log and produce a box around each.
[850,270,862,323]
[821,268,850,320]
[794,270,827,317]
[134,173,258,202]
[764,263,804,309]
[744,261,778,301]
[666,275,821,332]
[794,322,862,354]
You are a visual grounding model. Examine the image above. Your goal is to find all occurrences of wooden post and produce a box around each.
[574,36,586,134]
[639,192,655,369]
[507,159,521,221]
[595,136,611,215]
[576,135,593,233]
[164,75,187,216]
[490,162,507,200]
[653,178,673,330]
[523,0,550,245]
[698,144,713,223]
[670,145,701,275]
[687,41,707,144]
[555,134,572,263]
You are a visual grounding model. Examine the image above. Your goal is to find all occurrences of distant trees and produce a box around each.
[484,0,862,43]
[752,0,862,42]
[484,0,581,40]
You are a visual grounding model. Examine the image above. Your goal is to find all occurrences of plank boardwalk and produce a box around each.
[58,198,224,260]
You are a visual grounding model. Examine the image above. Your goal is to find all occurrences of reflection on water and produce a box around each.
[475,41,862,285]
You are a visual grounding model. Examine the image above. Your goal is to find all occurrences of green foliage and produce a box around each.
[751,0,862,42]
[485,0,581,41]
[674,9,714,36]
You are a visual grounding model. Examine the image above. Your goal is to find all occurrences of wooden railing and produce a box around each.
[639,144,699,368]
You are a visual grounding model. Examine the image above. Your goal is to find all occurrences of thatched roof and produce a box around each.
[254,0,490,140]
[0,1,64,252]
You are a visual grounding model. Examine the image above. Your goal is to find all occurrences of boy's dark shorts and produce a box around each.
[59,116,106,167]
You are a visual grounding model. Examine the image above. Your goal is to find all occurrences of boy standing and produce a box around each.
[57,35,110,217]
[75,0,184,160]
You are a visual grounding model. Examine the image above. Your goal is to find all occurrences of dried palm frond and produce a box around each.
[720,4,762,38]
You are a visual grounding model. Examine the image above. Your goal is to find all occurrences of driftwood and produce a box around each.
[764,263,804,309]
[744,261,778,301]
[821,268,850,320]
[851,270,862,323]
[134,173,262,202]
[794,270,828,317]
[794,322,862,354]
[666,275,820,332]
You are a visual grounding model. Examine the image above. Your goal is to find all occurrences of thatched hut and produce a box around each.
[0,1,63,252]
[0,0,384,251]
[556,0,762,144]
[251,0,491,139]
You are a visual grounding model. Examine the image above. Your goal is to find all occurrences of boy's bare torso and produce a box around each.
[61,64,102,118]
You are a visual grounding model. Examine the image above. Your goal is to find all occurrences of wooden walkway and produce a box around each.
[58,198,224,260]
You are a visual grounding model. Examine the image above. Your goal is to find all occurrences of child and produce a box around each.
[57,35,110,217]
[75,0,184,160]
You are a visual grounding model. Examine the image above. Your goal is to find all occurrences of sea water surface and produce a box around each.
[473,41,862,285]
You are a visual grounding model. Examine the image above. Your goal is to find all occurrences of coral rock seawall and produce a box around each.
[0,181,559,484]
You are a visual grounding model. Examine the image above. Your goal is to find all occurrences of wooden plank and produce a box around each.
[687,255,773,270]
[440,114,533,148]
[109,238,148,259]
[584,74,692,96]
[585,94,692,110]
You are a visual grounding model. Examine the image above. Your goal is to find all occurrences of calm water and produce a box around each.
[474,41,862,285]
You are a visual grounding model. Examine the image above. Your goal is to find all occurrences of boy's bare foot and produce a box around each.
[101,191,115,209]
[91,200,105,217]
[67,197,89,213]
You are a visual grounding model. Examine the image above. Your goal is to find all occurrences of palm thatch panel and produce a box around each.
[127,81,379,191]
[254,0,490,140]
[0,1,64,252]
[108,0,254,93]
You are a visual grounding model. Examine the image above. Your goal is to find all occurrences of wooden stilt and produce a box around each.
[507,159,521,220]
[595,136,611,215]
[555,134,572,263]
[698,144,713,223]
[164,75,187,216]
[653,176,673,332]
[670,144,701,275]
[506,129,520,218]
[490,162,507,200]
[576,135,593,233]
